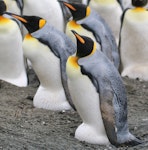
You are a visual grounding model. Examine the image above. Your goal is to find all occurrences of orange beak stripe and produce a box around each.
[64,2,76,11]
[75,33,85,44]
[12,15,27,23]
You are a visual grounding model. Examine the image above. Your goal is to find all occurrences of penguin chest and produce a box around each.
[0,19,24,74]
[23,35,62,87]
[66,57,101,122]
[120,9,148,65]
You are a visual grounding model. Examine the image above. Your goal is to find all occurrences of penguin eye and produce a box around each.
[39,19,46,29]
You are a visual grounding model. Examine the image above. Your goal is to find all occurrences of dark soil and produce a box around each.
[0,69,148,150]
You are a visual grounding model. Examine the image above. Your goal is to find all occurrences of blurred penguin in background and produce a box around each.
[60,1,120,69]
[22,0,65,35]
[4,0,22,14]
[5,12,76,111]
[0,0,27,87]
[82,0,123,45]
[119,0,148,81]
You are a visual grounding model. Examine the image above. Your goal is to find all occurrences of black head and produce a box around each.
[0,0,6,15]
[62,1,90,21]
[132,0,148,7]
[5,12,46,33]
[71,30,94,58]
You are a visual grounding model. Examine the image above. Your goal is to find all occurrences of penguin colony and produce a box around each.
[0,0,147,147]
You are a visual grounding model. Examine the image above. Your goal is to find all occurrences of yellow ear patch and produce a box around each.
[86,6,91,17]
[12,15,27,23]
[39,19,46,29]
[64,2,76,11]
[67,56,79,68]
[91,42,97,56]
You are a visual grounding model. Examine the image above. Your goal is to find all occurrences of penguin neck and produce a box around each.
[69,20,81,28]
[25,33,33,39]
[93,0,116,5]
[0,16,9,24]
[68,56,79,69]
[133,7,146,12]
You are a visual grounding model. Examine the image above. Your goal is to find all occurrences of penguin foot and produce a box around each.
[33,86,72,111]
[75,123,110,145]
[117,132,143,147]
[121,65,148,81]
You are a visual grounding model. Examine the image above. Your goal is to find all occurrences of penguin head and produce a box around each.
[0,0,6,15]
[71,30,96,58]
[5,12,46,33]
[60,1,91,21]
[132,0,148,7]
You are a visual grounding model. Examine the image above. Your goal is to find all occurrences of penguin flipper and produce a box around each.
[60,57,76,110]
[15,0,23,14]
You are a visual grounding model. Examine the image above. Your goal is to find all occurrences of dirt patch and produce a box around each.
[0,69,147,150]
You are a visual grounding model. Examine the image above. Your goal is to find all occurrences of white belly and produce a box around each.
[0,19,27,86]
[120,10,148,81]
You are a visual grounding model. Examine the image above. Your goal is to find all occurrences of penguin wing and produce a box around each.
[60,56,76,110]
[117,0,124,10]
[15,0,23,12]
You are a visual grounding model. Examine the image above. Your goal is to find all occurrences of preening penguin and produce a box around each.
[119,0,148,81]
[5,12,76,111]
[0,0,27,87]
[66,30,142,146]
[61,1,120,69]
[86,0,123,45]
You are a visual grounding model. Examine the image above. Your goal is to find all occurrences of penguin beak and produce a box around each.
[71,30,85,44]
[4,12,27,23]
[58,1,76,11]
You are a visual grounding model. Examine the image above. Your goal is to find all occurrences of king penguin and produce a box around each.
[0,0,27,87]
[119,0,148,81]
[4,0,21,15]
[60,1,120,69]
[22,0,65,35]
[5,12,76,111]
[85,0,123,45]
[66,30,142,146]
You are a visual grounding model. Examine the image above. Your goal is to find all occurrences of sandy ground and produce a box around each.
[0,69,148,150]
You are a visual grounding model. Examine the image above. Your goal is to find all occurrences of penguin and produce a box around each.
[0,0,27,87]
[4,0,21,14]
[119,0,148,81]
[66,30,142,146]
[86,0,123,45]
[122,0,148,9]
[5,12,76,111]
[60,1,120,69]
[22,0,65,35]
